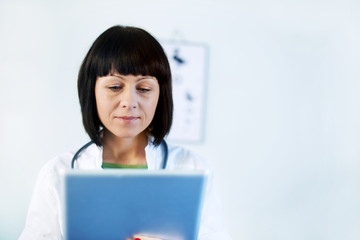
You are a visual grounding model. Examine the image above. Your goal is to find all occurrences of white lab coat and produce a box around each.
[20,140,232,240]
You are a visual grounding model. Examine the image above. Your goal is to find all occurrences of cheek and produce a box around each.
[149,95,160,115]
[96,101,106,118]
[95,92,110,121]
[141,96,159,120]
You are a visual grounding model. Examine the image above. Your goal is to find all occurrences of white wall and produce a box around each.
[1,0,360,239]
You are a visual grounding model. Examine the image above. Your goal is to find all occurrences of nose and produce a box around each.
[120,88,137,109]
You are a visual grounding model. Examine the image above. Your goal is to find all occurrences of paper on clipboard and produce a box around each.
[161,41,208,143]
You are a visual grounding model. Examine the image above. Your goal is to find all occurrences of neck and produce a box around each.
[101,130,148,165]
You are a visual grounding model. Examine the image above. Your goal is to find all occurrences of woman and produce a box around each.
[20,25,232,240]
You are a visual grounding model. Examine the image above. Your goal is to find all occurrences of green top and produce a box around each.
[101,162,148,169]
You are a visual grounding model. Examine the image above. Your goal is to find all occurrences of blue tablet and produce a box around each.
[62,170,209,240]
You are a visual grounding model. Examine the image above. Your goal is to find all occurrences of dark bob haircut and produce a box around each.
[78,25,173,146]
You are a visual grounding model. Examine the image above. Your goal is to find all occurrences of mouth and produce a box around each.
[118,116,138,120]
[115,116,140,123]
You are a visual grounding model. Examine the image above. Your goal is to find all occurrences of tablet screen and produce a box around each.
[62,170,208,240]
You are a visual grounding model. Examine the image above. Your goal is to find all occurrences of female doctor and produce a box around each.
[20,25,232,240]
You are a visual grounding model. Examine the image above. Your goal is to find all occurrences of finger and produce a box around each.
[133,235,162,240]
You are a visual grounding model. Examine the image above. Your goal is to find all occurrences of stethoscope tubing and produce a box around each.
[71,140,169,169]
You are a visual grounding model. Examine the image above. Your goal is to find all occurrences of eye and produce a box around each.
[137,87,151,93]
[108,85,122,91]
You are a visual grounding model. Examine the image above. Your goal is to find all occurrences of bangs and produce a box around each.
[89,27,168,81]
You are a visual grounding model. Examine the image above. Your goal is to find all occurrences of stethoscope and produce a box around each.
[71,139,169,169]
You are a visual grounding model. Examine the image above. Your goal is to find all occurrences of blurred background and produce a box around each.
[1,0,360,239]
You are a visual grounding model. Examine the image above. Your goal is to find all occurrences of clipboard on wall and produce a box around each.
[161,41,209,143]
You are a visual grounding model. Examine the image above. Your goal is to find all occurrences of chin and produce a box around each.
[112,130,146,139]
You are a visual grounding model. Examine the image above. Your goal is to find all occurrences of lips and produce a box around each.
[115,116,140,123]
[118,116,138,120]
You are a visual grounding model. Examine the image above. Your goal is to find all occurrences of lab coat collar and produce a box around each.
[75,136,166,170]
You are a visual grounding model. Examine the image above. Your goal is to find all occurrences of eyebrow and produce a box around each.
[109,74,157,81]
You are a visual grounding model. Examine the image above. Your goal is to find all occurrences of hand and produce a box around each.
[126,235,162,240]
